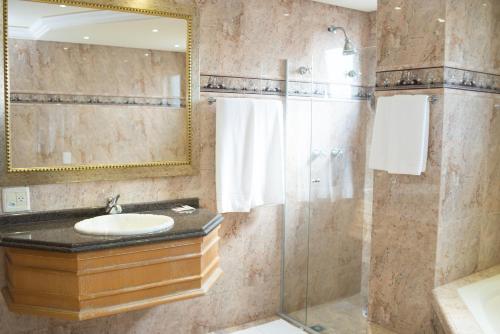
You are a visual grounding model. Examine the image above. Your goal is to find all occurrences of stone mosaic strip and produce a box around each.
[375,67,499,94]
[201,74,374,100]
[10,92,186,107]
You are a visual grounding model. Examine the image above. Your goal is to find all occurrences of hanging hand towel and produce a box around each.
[369,95,430,175]
[216,98,284,213]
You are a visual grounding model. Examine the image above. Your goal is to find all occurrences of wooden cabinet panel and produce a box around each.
[2,226,221,320]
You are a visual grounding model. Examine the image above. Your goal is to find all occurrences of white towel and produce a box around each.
[369,95,430,175]
[216,98,284,213]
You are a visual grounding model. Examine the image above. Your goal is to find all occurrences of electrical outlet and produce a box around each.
[2,187,31,213]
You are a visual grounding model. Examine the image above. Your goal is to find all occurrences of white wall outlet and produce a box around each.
[2,187,31,213]
[63,151,72,164]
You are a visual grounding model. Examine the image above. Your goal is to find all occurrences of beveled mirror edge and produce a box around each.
[0,0,200,186]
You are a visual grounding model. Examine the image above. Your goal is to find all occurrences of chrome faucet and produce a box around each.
[105,194,122,214]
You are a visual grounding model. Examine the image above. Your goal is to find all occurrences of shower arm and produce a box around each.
[328,26,349,41]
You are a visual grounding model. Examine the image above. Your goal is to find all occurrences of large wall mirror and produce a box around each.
[4,0,193,174]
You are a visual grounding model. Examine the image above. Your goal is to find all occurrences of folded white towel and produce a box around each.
[216,98,285,213]
[369,95,430,175]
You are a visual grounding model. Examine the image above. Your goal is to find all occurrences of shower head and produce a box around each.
[327,25,357,56]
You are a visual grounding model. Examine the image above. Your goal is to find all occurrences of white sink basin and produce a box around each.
[74,214,174,236]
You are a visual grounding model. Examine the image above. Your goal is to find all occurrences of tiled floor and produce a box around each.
[215,294,397,334]
[230,320,307,334]
[290,294,396,334]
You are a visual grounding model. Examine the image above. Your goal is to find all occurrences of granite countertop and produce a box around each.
[432,264,500,334]
[0,198,223,253]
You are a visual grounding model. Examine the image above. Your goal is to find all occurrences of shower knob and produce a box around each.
[298,66,312,75]
[311,179,321,183]
[347,70,359,78]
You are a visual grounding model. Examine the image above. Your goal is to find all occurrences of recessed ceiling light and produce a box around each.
[394,6,402,10]
[284,13,290,16]
[482,2,487,6]
[174,44,180,48]
[63,47,68,50]
[59,4,67,8]
[437,18,445,23]
[144,53,150,57]
[152,29,159,33]
[83,36,90,40]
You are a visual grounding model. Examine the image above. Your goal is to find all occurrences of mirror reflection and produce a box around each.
[7,0,190,170]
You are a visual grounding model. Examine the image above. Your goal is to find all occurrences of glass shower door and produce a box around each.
[305,96,371,332]
[303,35,375,333]
[280,55,374,333]
[280,59,314,326]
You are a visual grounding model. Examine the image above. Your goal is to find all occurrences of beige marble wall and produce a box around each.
[434,0,500,288]
[374,0,446,334]
[0,0,376,333]
[199,0,374,84]
[435,90,500,285]
[376,0,446,71]
[370,1,500,333]
[444,0,500,74]
[369,89,444,334]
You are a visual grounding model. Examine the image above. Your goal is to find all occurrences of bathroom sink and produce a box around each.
[74,214,174,236]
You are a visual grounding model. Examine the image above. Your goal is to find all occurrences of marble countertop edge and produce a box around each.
[0,198,224,253]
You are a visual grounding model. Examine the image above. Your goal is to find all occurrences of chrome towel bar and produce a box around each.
[207,95,439,106]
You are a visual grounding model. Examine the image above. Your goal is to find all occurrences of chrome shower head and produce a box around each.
[342,38,356,56]
[327,25,357,56]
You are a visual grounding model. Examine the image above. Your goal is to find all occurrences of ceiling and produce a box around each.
[8,0,187,52]
[312,0,377,12]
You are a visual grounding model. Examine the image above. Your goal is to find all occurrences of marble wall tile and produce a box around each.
[369,208,439,334]
[484,95,500,215]
[434,214,482,285]
[478,213,500,270]
[376,0,446,71]
[199,0,375,83]
[0,1,376,333]
[435,90,499,286]
[369,90,499,333]
[372,1,500,333]
[444,0,500,75]
[368,89,444,334]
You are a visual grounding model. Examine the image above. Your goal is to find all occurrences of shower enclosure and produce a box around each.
[279,25,375,332]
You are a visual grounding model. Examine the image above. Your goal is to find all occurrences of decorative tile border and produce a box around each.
[201,74,374,100]
[375,67,499,94]
[10,92,186,107]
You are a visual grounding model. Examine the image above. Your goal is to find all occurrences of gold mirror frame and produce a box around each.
[1,0,198,184]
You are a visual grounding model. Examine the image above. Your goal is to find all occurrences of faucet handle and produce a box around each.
[106,194,122,214]
[107,194,120,205]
